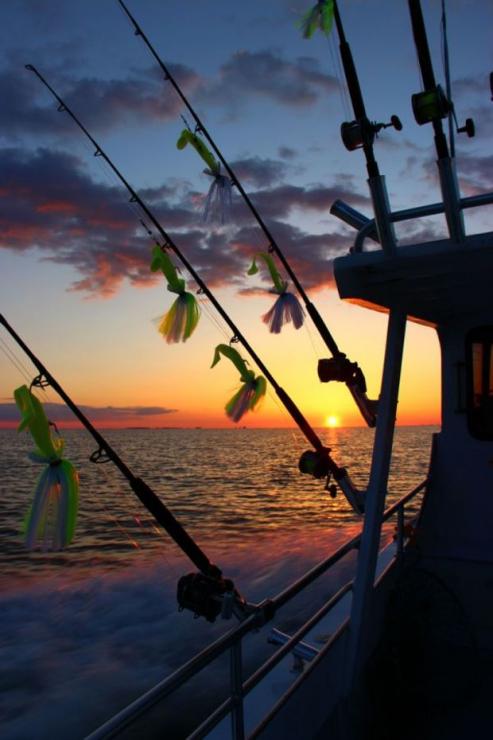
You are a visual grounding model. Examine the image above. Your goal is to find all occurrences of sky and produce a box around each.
[1,0,492,429]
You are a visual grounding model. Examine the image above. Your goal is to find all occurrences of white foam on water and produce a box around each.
[0,536,356,739]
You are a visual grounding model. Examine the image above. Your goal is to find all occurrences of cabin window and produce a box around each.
[466,327,493,439]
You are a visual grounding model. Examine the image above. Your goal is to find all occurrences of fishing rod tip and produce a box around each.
[25,64,35,71]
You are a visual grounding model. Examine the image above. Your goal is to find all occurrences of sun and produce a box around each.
[325,415,339,428]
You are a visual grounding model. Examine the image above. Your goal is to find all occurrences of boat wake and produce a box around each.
[0,535,357,739]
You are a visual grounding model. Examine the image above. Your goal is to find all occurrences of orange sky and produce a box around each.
[1,282,441,430]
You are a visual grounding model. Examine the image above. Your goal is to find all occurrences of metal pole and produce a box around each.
[396,505,405,560]
[230,642,245,740]
[343,308,407,693]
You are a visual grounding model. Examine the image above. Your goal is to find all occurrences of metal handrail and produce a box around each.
[353,191,493,252]
[244,580,354,695]
[85,480,427,740]
[84,614,258,740]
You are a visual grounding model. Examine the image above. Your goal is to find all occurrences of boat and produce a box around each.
[74,1,492,737]
[3,1,492,738]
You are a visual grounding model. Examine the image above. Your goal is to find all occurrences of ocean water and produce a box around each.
[0,427,435,738]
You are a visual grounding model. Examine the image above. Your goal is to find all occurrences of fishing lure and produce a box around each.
[299,0,334,38]
[150,244,200,343]
[14,385,79,550]
[248,253,305,333]
[176,129,233,224]
[211,344,266,422]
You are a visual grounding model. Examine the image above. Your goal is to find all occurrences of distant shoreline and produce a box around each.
[0,424,441,431]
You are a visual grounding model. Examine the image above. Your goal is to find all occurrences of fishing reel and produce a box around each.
[177,572,243,622]
[298,449,339,499]
[318,354,367,394]
[299,449,365,514]
[298,449,338,498]
[341,115,402,151]
[412,85,474,137]
[299,448,333,480]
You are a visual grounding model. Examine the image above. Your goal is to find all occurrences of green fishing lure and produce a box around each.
[247,253,305,333]
[248,253,288,294]
[299,0,334,38]
[176,129,232,224]
[150,245,200,343]
[176,129,220,174]
[211,344,266,422]
[14,385,79,551]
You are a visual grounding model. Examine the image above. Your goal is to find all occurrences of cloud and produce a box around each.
[0,402,177,424]
[0,62,200,139]
[232,219,351,292]
[452,75,490,100]
[229,156,289,187]
[0,146,197,296]
[456,152,493,193]
[0,145,357,297]
[199,50,338,110]
[247,182,370,221]
[2,46,337,142]
[278,146,297,160]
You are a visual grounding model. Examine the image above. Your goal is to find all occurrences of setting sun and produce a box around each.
[325,415,340,428]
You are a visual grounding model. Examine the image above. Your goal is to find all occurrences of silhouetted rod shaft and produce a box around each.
[25,65,328,455]
[0,312,216,576]
[408,0,449,160]
[115,0,379,412]
[333,1,379,177]
[117,0,317,309]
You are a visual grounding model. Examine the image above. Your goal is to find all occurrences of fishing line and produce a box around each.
[97,461,175,570]
[138,214,238,344]
[1,312,228,574]
[124,217,327,437]
[85,135,154,243]
[327,31,351,121]
[116,0,376,428]
[440,0,455,158]
[24,65,370,524]
[0,337,61,411]
[0,336,34,385]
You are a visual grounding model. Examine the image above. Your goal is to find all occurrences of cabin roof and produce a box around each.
[334,231,493,327]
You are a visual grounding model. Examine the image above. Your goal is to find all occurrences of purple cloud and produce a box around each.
[229,156,288,187]
[199,50,338,109]
[0,62,200,139]
[0,402,177,424]
[0,145,357,297]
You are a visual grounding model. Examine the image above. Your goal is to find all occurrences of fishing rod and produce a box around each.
[25,64,365,514]
[116,0,377,429]
[329,0,402,257]
[0,312,245,622]
[407,0,473,242]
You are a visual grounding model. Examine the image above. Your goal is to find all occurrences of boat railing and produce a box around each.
[85,479,427,740]
[331,192,493,253]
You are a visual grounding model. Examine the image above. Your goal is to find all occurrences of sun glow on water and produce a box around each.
[325,415,339,428]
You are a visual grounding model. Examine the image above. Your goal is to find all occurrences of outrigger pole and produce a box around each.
[116,0,377,429]
[0,312,242,621]
[25,64,364,514]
